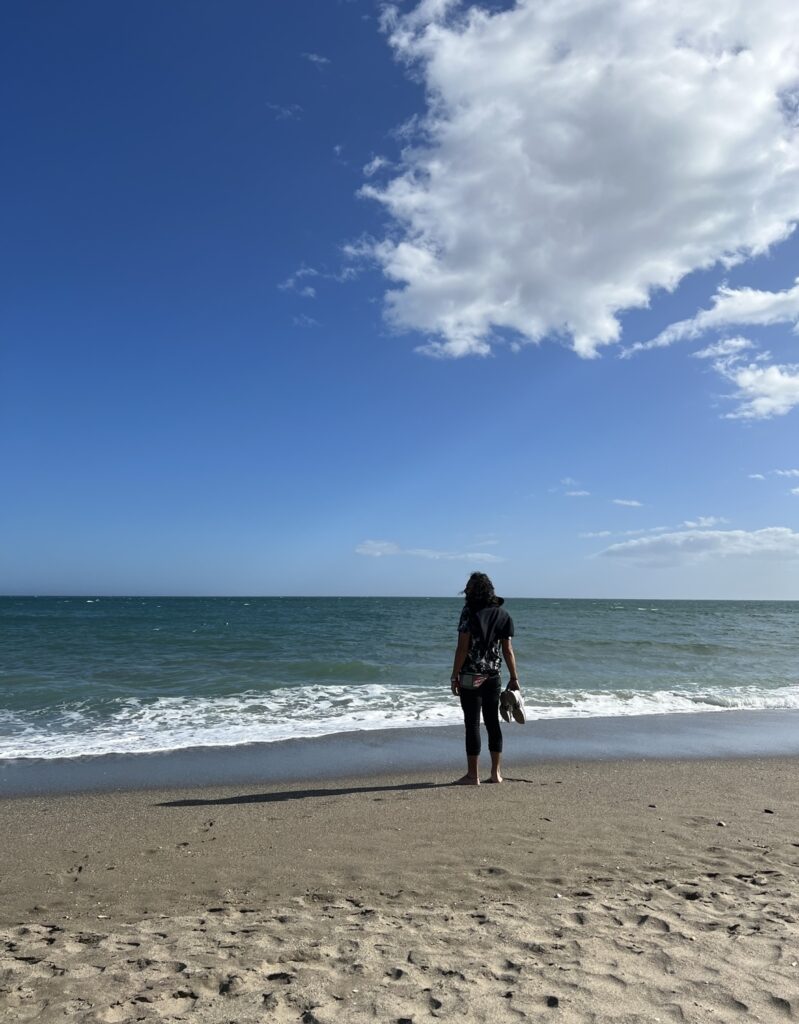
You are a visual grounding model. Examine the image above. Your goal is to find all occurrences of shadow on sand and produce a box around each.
[155,776,540,807]
[156,781,447,807]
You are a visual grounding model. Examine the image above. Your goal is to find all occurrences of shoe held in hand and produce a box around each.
[501,688,526,724]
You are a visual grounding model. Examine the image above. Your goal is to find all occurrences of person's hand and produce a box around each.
[450,677,461,695]
[508,676,521,691]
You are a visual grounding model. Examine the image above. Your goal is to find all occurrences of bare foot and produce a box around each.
[454,774,480,786]
[487,774,503,784]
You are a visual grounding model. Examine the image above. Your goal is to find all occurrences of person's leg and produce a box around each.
[482,679,503,783]
[460,753,480,785]
[457,689,481,784]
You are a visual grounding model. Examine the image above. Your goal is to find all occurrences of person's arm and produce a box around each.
[450,632,470,694]
[501,637,520,690]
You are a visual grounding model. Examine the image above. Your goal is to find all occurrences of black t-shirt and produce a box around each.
[458,603,514,674]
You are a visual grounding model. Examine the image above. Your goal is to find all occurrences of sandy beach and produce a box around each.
[2,753,798,1023]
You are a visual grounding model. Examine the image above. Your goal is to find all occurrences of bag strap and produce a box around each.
[468,606,504,660]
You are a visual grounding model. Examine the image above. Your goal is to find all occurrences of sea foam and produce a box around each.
[3,682,799,761]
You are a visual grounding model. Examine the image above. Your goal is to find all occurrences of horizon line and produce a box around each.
[1,594,796,603]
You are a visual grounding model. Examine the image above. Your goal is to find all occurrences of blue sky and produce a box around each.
[2,0,799,598]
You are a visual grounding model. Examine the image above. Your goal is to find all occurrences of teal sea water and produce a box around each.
[1,597,798,760]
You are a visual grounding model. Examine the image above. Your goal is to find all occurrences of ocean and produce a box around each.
[1,597,798,761]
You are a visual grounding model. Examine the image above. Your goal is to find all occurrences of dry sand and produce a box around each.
[1,756,798,1023]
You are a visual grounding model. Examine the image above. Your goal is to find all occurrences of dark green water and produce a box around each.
[1,597,797,759]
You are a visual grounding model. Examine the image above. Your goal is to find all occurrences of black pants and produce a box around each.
[459,675,503,756]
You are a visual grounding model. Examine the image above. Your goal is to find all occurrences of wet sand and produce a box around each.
[2,755,798,1022]
[4,708,799,796]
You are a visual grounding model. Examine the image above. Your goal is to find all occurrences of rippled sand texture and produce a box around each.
[2,758,798,1022]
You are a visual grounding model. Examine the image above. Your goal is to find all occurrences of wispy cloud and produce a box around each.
[613,499,643,508]
[750,468,799,478]
[693,338,755,361]
[278,266,318,298]
[292,313,320,328]
[598,527,799,566]
[356,541,400,557]
[302,52,331,67]
[668,328,799,420]
[581,517,726,540]
[355,540,503,564]
[362,2,799,358]
[621,275,799,417]
[748,469,799,494]
[551,477,590,497]
[625,279,799,356]
[363,156,390,177]
[682,516,728,529]
[279,262,359,297]
[266,102,303,121]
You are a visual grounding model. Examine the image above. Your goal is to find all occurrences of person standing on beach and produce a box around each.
[450,573,522,785]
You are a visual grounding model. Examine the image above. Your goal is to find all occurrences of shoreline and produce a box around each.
[2,707,799,797]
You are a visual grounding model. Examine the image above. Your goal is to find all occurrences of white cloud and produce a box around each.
[650,319,799,419]
[303,52,331,66]
[622,276,799,419]
[720,359,799,419]
[582,527,663,538]
[356,540,401,557]
[582,518,725,539]
[599,527,799,566]
[364,156,390,177]
[408,547,503,562]
[749,468,799,479]
[626,278,799,356]
[364,1,799,358]
[266,102,303,121]
[278,265,319,297]
[693,337,755,360]
[279,262,359,297]
[792,488,799,496]
[613,499,643,508]
[682,516,728,528]
[355,539,503,563]
[566,490,590,497]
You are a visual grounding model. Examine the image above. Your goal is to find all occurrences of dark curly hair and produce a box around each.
[462,572,501,611]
